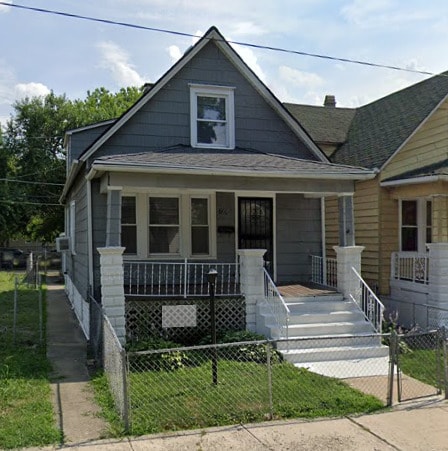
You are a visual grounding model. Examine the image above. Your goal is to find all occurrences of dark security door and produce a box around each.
[238,198,273,266]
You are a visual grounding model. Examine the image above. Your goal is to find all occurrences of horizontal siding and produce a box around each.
[382,101,448,180]
[91,40,317,163]
[276,194,321,283]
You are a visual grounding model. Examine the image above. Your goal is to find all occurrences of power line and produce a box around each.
[0,178,64,187]
[0,1,440,78]
[0,199,62,206]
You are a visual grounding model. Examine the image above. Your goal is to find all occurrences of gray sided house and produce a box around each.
[60,27,376,360]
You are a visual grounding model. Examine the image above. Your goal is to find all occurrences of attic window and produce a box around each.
[190,84,235,149]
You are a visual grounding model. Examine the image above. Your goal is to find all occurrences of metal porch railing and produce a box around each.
[123,260,240,298]
[310,255,337,288]
[350,267,384,333]
[263,268,290,340]
[391,252,429,284]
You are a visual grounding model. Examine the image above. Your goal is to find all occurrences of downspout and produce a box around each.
[87,178,94,297]
[321,197,327,285]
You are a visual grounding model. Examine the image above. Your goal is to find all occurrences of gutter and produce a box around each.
[380,174,448,187]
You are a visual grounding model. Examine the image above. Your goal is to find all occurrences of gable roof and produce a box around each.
[78,26,327,164]
[331,71,448,169]
[284,103,356,145]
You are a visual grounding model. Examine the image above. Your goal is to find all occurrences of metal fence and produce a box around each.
[99,326,448,434]
[383,297,448,331]
[0,273,44,345]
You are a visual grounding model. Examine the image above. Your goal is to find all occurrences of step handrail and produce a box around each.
[350,266,384,333]
[263,268,290,340]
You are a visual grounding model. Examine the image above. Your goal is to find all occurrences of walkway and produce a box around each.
[46,276,107,445]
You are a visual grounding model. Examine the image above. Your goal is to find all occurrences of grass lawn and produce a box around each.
[0,272,60,449]
[93,356,384,436]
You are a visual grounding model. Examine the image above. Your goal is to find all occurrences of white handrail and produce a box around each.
[350,266,384,333]
[263,268,290,340]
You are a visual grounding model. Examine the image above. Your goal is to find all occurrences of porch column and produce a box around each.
[237,249,266,333]
[334,246,364,301]
[427,243,448,327]
[97,246,126,345]
[338,195,355,247]
[106,189,122,247]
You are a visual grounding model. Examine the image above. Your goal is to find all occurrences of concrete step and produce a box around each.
[287,310,366,325]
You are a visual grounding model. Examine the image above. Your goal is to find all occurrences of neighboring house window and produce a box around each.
[400,199,432,252]
[190,84,235,149]
[121,196,137,254]
[191,197,209,255]
[69,200,76,254]
[149,197,180,255]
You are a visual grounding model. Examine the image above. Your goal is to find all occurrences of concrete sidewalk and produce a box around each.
[38,276,448,451]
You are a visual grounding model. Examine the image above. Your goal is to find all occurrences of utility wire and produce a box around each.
[0,178,64,187]
[0,199,62,206]
[0,1,440,78]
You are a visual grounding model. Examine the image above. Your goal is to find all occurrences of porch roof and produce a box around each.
[90,145,374,180]
[381,158,448,187]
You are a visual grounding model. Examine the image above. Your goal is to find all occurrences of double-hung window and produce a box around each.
[149,197,180,255]
[191,197,209,255]
[121,196,137,254]
[190,84,235,149]
[400,199,432,253]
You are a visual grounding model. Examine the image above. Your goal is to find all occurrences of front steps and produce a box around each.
[257,293,389,378]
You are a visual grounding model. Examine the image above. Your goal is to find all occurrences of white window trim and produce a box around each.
[125,192,216,260]
[189,84,235,150]
[399,198,432,253]
[69,200,76,255]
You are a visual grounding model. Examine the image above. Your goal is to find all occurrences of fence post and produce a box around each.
[387,331,397,407]
[39,284,43,344]
[440,327,448,400]
[122,349,130,432]
[13,276,18,344]
[266,342,273,420]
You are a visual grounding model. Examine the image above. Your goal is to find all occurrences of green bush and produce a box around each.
[126,337,192,371]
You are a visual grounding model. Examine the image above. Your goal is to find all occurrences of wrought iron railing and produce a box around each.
[391,252,429,284]
[263,268,290,340]
[123,260,240,298]
[350,267,384,333]
[310,255,337,288]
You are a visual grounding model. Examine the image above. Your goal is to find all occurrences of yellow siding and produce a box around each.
[382,101,448,181]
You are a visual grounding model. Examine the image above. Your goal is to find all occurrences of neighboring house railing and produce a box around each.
[123,260,240,298]
[391,252,429,284]
[350,267,384,333]
[310,255,337,288]
[263,268,290,341]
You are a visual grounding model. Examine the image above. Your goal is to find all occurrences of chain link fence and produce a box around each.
[0,273,44,346]
[98,324,448,435]
[125,297,245,345]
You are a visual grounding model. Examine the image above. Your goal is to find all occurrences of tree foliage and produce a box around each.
[1,86,142,244]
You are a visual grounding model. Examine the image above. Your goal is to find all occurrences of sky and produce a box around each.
[1,0,448,128]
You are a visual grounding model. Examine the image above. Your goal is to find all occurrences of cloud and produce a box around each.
[0,0,12,14]
[14,82,51,99]
[228,22,267,37]
[97,41,146,87]
[278,66,324,88]
[167,30,202,64]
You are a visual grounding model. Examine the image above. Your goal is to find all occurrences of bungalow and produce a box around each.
[59,27,388,377]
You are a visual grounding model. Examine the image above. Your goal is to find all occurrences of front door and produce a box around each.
[238,197,273,268]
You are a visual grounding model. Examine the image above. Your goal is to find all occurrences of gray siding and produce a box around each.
[216,192,236,263]
[66,176,89,299]
[68,123,111,166]
[276,194,321,283]
[89,40,317,164]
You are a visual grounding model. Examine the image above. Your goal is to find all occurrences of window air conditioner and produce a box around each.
[56,236,71,252]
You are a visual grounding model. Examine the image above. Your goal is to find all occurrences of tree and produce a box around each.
[1,86,142,244]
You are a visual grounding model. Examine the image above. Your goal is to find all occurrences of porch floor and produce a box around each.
[277,282,337,298]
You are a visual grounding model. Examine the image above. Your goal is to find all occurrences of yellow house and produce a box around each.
[286,72,448,329]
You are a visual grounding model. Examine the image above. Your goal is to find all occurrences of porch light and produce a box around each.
[207,268,218,385]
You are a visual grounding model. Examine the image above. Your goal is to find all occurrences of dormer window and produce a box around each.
[190,84,235,149]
